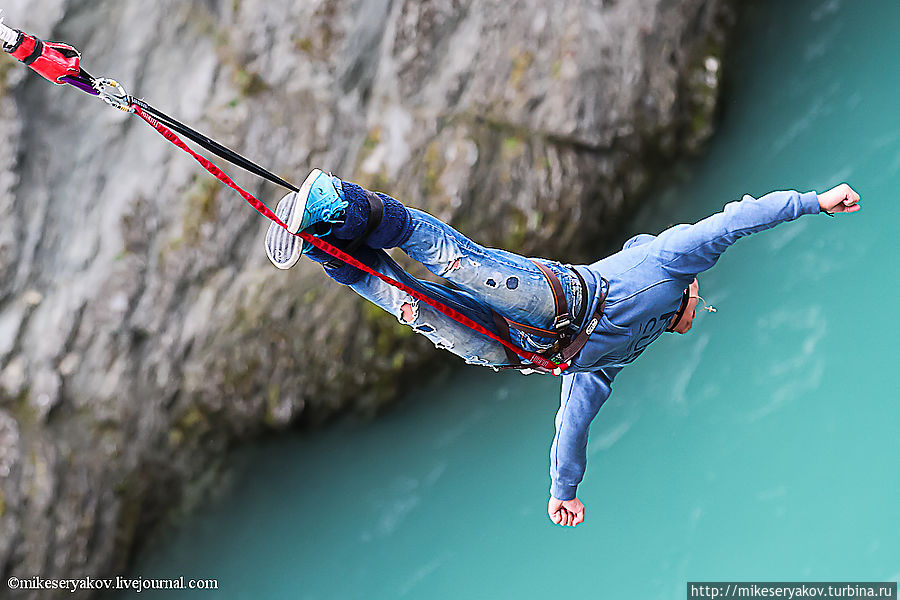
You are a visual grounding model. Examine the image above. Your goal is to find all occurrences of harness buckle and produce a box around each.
[552,314,572,331]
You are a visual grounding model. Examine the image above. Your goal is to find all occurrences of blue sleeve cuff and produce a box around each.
[800,191,821,215]
[551,481,578,501]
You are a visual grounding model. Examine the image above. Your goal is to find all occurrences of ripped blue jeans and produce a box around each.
[347,209,583,367]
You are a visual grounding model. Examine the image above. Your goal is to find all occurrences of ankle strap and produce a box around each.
[325,189,384,269]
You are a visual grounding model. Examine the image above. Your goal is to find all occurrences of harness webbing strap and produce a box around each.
[325,188,383,269]
[501,315,560,339]
[497,266,608,374]
[131,104,567,374]
[531,260,571,331]
[130,98,300,193]
[491,310,523,367]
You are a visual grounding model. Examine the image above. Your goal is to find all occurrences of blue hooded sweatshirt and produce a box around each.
[550,190,823,501]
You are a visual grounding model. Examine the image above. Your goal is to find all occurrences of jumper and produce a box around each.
[550,190,822,500]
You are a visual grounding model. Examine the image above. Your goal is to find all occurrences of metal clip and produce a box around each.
[93,78,134,112]
[552,314,572,331]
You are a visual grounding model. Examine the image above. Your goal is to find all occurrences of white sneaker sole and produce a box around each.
[265,168,324,270]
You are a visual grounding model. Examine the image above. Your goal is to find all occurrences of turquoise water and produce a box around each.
[119,2,900,598]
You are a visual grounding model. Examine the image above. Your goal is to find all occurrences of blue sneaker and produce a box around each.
[265,169,348,269]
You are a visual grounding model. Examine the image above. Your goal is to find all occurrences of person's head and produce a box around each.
[669,278,700,334]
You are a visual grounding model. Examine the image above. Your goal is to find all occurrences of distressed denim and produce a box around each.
[348,208,583,367]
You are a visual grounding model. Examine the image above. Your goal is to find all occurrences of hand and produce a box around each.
[548,496,585,527]
[817,183,861,214]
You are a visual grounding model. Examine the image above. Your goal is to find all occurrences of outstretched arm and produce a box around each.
[654,183,860,279]
[548,367,621,527]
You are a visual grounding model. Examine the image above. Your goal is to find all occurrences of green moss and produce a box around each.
[502,135,525,159]
[358,127,382,162]
[113,479,130,496]
[157,235,184,271]
[168,428,184,448]
[691,108,709,138]
[222,356,262,397]
[353,127,391,191]
[294,37,314,53]
[551,59,562,80]
[264,384,281,426]
[0,489,5,517]
[422,142,444,196]
[27,450,48,499]
[178,406,206,430]
[503,209,529,250]
[233,68,269,97]
[366,171,391,194]
[361,301,411,357]
[681,27,727,152]
[509,49,535,87]
[183,177,220,244]
[0,57,13,96]
[113,480,143,552]
[9,391,36,429]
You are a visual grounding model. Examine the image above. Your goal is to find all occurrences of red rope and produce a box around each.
[131,105,567,374]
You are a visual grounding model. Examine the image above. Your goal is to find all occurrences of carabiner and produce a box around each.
[93,78,134,112]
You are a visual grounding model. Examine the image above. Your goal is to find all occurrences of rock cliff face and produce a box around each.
[0,0,733,594]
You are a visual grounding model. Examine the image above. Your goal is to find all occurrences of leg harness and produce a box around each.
[493,264,607,373]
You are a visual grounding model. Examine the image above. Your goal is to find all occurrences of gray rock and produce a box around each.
[0,0,734,594]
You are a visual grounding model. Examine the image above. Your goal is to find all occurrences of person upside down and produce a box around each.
[265,169,861,528]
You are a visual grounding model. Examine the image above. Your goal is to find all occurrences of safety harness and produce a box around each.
[0,20,605,376]
[493,264,607,374]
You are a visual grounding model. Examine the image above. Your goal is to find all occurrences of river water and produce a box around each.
[116,1,900,598]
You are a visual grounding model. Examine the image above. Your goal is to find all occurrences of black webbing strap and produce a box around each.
[569,267,589,330]
[129,98,300,193]
[22,38,42,65]
[325,189,384,269]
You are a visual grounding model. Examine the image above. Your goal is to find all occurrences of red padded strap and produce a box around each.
[11,33,81,84]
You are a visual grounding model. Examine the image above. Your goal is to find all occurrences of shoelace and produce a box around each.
[307,197,347,226]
